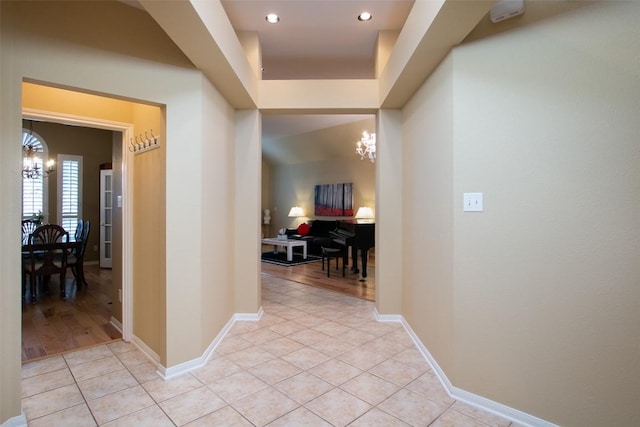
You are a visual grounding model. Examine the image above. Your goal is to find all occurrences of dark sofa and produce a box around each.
[286,219,337,255]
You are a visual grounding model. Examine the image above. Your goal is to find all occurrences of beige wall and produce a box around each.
[2,1,638,426]
[403,2,640,426]
[375,110,403,315]
[131,102,167,360]
[403,54,456,373]
[234,110,262,314]
[1,2,237,422]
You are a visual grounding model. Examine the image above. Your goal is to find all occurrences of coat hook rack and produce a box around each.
[129,129,160,154]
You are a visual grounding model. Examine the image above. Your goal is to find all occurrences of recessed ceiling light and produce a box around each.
[358,12,372,21]
[265,13,280,24]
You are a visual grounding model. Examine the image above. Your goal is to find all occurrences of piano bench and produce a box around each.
[321,247,345,278]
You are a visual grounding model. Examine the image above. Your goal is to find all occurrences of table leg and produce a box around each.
[303,242,307,259]
[287,245,293,261]
[361,249,369,278]
[272,244,278,254]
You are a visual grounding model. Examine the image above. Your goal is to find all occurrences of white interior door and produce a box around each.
[100,169,113,268]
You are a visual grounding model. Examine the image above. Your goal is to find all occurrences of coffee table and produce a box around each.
[261,237,307,261]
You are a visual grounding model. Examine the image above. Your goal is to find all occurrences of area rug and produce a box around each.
[261,252,323,267]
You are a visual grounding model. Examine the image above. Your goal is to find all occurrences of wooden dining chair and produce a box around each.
[23,224,70,303]
[73,219,84,243]
[21,220,38,245]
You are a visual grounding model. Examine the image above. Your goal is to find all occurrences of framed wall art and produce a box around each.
[314,182,354,216]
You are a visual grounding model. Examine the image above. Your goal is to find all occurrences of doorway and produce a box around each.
[21,105,134,361]
[260,113,377,299]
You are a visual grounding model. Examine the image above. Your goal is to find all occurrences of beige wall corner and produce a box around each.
[379,0,492,108]
[375,30,399,79]
[0,74,24,426]
[402,2,640,425]
[140,0,257,109]
[237,31,262,80]
[401,53,455,375]
[375,110,403,315]
[234,110,262,314]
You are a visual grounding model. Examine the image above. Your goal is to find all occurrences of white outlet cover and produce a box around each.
[463,193,484,212]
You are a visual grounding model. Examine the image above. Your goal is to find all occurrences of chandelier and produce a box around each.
[356,131,376,162]
[22,122,55,180]
[23,144,54,179]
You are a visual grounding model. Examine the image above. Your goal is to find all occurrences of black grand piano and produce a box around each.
[330,221,375,279]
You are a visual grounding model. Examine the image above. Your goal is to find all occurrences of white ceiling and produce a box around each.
[218,0,414,158]
[221,0,415,80]
[261,114,375,164]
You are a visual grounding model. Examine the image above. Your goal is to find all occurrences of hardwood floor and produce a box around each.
[21,264,121,363]
[261,248,375,302]
[21,251,374,363]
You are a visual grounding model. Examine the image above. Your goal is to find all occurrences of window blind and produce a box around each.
[59,155,83,235]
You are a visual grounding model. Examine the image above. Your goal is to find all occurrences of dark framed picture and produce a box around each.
[314,183,354,216]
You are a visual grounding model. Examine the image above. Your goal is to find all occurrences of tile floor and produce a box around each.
[22,274,519,426]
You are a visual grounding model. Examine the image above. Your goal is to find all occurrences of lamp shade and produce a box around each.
[288,206,304,217]
[355,206,374,220]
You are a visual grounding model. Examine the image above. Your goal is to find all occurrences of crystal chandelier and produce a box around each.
[22,144,55,179]
[356,131,376,162]
[22,122,55,180]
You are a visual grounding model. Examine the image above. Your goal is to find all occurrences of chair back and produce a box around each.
[74,220,84,243]
[79,220,91,256]
[22,220,38,244]
[29,224,69,245]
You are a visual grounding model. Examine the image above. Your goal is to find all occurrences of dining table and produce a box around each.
[21,239,81,302]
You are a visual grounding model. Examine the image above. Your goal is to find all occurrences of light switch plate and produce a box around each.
[463,193,484,212]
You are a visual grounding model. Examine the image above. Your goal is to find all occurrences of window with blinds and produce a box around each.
[22,161,44,218]
[21,128,47,219]
[58,155,83,235]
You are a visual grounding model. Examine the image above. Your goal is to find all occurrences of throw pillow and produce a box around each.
[297,223,310,236]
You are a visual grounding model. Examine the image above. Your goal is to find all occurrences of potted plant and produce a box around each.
[30,210,44,225]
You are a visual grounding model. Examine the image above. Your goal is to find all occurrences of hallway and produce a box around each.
[21,274,513,426]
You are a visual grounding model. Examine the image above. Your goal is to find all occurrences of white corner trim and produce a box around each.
[450,385,558,427]
[156,308,263,380]
[234,306,264,321]
[130,334,160,366]
[373,308,403,323]
[0,413,27,427]
[400,317,557,427]
[110,316,123,335]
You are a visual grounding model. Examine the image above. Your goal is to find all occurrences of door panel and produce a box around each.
[100,169,113,268]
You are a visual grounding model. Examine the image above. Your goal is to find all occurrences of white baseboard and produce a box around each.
[373,308,403,323]
[156,307,263,380]
[130,335,160,365]
[235,306,264,321]
[398,317,557,427]
[109,317,164,379]
[110,316,123,334]
[123,305,553,426]
[1,413,26,427]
